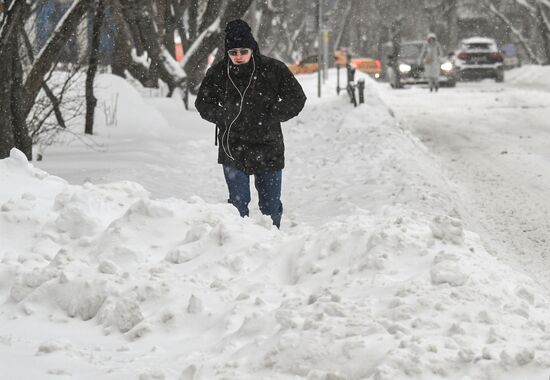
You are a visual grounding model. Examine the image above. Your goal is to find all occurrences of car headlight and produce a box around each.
[399,63,411,73]
[440,62,453,72]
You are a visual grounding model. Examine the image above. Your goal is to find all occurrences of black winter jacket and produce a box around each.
[195,51,306,174]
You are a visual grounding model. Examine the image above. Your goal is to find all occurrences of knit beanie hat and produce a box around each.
[225,19,257,51]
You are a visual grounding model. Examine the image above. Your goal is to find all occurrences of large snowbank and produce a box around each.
[1,71,550,379]
[506,65,550,90]
[93,74,170,136]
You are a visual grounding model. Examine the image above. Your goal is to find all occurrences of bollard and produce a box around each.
[336,64,341,95]
[347,84,357,107]
[357,79,365,104]
[347,65,356,83]
[347,82,357,107]
[346,65,357,107]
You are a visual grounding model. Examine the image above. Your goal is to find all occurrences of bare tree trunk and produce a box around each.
[119,0,145,56]
[110,0,156,85]
[0,0,33,159]
[174,1,188,57]
[198,0,223,32]
[111,23,127,77]
[85,0,105,135]
[118,0,186,95]
[0,34,15,159]
[446,0,459,52]
[187,0,199,42]
[11,32,32,159]
[1,0,92,159]
[536,2,550,64]
[159,0,178,59]
[111,0,127,78]
[0,0,24,57]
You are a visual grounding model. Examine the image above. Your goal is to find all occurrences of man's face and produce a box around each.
[228,48,252,65]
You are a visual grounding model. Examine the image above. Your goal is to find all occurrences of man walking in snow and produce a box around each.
[419,32,443,92]
[195,19,306,228]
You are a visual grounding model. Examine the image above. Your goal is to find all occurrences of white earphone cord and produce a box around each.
[222,54,256,160]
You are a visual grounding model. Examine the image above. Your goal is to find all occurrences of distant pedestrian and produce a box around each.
[195,19,306,228]
[419,32,443,92]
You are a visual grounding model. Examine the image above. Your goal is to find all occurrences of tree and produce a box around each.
[0,0,256,160]
[19,16,81,158]
[480,0,541,63]
[115,0,185,95]
[107,0,254,94]
[535,1,550,63]
[85,0,106,135]
[0,0,37,159]
[110,0,157,85]
[22,0,93,122]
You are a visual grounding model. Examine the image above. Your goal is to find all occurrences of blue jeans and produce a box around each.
[223,165,283,228]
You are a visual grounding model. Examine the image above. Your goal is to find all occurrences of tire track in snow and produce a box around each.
[378,80,550,291]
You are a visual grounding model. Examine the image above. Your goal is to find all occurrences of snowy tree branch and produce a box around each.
[23,0,92,118]
[481,0,542,64]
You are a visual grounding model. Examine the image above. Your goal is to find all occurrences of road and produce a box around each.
[378,72,550,289]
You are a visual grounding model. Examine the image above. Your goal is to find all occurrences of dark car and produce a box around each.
[451,37,504,82]
[385,41,457,88]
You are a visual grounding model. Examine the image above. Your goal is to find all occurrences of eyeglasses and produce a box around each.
[228,48,251,57]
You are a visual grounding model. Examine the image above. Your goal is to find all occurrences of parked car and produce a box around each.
[385,40,456,88]
[288,50,382,79]
[451,37,504,82]
[336,49,382,79]
[351,57,382,79]
[288,55,320,75]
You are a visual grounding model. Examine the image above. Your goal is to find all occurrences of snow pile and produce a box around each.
[93,74,170,136]
[2,145,550,379]
[2,72,550,379]
[506,65,550,90]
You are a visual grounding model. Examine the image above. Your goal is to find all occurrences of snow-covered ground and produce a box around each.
[378,65,550,292]
[2,69,550,379]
